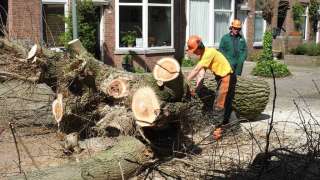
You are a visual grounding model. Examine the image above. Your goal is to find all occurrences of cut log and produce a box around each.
[132,86,190,127]
[52,93,64,130]
[10,136,152,180]
[153,57,185,101]
[27,44,39,60]
[153,57,180,83]
[68,39,87,56]
[201,77,270,120]
[132,87,161,127]
[100,77,130,98]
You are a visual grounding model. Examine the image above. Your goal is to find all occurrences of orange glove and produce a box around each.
[213,128,223,140]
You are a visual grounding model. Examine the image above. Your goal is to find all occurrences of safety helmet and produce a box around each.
[187,35,202,53]
[231,19,242,29]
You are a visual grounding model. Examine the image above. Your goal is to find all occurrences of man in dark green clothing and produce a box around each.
[219,19,247,76]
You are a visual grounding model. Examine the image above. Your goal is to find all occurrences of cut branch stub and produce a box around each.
[102,78,129,98]
[26,44,38,60]
[132,87,160,127]
[68,39,87,56]
[153,57,180,83]
[52,93,64,126]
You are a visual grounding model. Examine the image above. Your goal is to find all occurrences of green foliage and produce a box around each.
[309,0,320,34]
[181,57,196,67]
[59,0,99,55]
[121,31,137,47]
[133,66,146,74]
[290,43,308,55]
[252,60,291,78]
[290,43,320,56]
[292,1,305,30]
[261,31,273,61]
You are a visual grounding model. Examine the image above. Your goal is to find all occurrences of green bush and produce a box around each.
[181,57,196,67]
[290,43,308,55]
[252,60,291,77]
[59,0,99,56]
[261,31,273,61]
[290,43,320,56]
[292,2,305,30]
[306,43,320,56]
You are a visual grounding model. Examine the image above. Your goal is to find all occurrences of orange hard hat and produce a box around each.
[231,19,242,29]
[187,35,202,53]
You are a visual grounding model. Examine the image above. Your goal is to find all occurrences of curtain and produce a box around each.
[214,12,231,44]
[189,0,209,45]
[214,0,231,10]
[254,14,264,42]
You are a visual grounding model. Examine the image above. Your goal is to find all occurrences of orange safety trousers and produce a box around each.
[214,73,237,123]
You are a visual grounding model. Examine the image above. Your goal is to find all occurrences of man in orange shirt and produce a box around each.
[186,35,237,138]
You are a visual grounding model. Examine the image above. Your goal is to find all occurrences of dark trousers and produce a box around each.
[215,73,237,124]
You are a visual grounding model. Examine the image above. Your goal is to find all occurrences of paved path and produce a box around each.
[241,61,320,134]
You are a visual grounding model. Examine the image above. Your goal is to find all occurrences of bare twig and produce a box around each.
[8,122,22,174]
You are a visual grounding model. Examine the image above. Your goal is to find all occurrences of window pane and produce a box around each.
[189,0,209,45]
[148,0,171,3]
[43,4,65,47]
[148,6,171,47]
[214,12,231,44]
[119,0,142,3]
[300,16,306,39]
[254,14,264,42]
[119,6,142,47]
[214,0,231,10]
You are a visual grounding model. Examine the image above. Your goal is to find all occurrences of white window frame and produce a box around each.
[41,0,105,58]
[186,0,235,47]
[253,11,266,47]
[301,6,309,41]
[115,0,174,53]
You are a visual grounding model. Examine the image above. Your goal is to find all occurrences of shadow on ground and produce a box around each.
[212,148,320,180]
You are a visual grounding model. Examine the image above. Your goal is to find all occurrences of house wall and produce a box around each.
[102,0,185,71]
[245,0,311,54]
[8,0,41,44]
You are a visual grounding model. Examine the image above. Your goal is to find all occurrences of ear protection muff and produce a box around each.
[198,41,205,49]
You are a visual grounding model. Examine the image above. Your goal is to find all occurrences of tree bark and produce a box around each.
[10,136,152,180]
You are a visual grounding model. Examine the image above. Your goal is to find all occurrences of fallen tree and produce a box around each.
[1,38,270,179]
[10,136,152,180]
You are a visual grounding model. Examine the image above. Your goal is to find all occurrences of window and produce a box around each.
[42,4,65,47]
[300,6,308,40]
[253,1,266,46]
[117,0,173,50]
[188,0,234,46]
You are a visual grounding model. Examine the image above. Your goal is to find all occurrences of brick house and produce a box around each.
[186,0,319,54]
[3,0,320,70]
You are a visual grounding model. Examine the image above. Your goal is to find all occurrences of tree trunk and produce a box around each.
[10,136,152,180]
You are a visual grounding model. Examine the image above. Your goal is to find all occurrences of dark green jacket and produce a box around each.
[219,33,247,75]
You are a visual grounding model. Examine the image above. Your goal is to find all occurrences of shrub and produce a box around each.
[290,43,320,56]
[292,2,305,30]
[306,43,320,56]
[252,60,291,77]
[181,57,196,67]
[290,43,308,55]
[59,0,99,56]
[261,31,273,61]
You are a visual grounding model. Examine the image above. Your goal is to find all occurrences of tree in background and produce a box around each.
[60,0,99,57]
